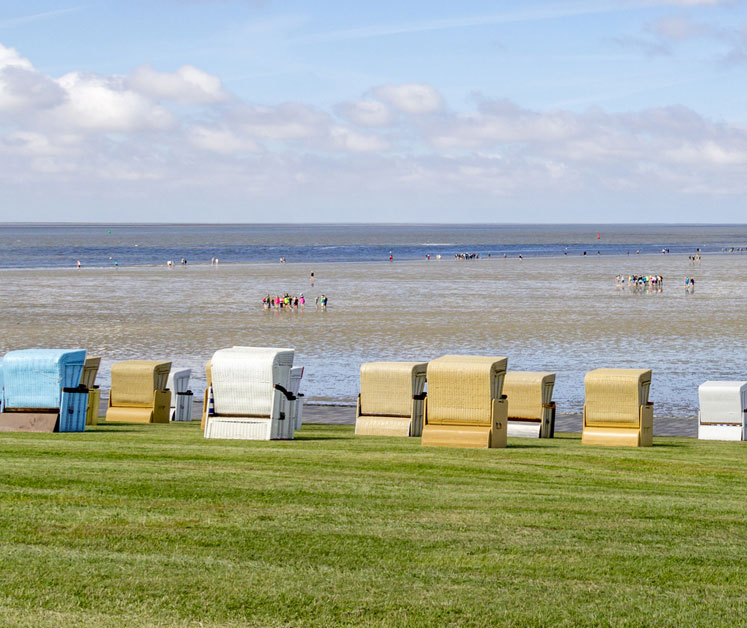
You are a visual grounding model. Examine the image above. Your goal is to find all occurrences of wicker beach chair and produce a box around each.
[582,368,653,447]
[698,381,747,441]
[81,356,101,426]
[203,347,298,440]
[0,349,88,432]
[421,355,508,448]
[201,359,212,430]
[355,361,427,437]
[504,371,556,438]
[167,368,193,421]
[105,360,172,423]
[289,366,305,431]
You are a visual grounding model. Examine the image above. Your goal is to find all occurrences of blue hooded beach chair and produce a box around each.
[0,349,88,432]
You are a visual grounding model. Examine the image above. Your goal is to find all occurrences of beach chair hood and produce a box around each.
[2,349,86,409]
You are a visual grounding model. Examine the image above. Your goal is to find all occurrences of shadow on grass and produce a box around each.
[86,428,143,433]
[294,435,356,441]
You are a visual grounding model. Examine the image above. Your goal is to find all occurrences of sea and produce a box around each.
[1,223,746,418]
[1,223,746,268]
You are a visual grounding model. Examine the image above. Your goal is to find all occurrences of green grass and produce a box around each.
[1,422,746,627]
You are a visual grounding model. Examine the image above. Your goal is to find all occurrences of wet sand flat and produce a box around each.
[1,252,745,416]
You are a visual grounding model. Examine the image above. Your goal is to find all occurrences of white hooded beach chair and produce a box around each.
[203,347,298,440]
[289,366,305,431]
[167,368,193,421]
[698,381,747,441]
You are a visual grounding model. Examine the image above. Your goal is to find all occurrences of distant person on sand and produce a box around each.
[310,272,315,286]
[76,260,81,269]
[389,254,393,262]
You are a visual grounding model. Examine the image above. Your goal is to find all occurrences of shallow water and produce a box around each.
[1,223,746,267]
[1,251,745,417]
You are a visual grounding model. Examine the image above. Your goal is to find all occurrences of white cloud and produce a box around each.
[373,83,443,114]
[0,65,67,112]
[1,131,65,156]
[337,99,394,127]
[53,72,174,132]
[0,43,33,70]
[128,64,229,104]
[235,103,329,140]
[0,43,66,113]
[188,125,260,154]
[329,126,389,152]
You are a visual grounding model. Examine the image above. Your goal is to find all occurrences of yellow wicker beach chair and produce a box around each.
[355,361,427,437]
[81,356,101,426]
[106,360,172,424]
[582,368,653,447]
[421,355,508,448]
[504,371,556,438]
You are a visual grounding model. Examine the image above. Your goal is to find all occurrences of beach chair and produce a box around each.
[167,368,193,421]
[289,366,305,431]
[421,355,508,448]
[105,360,171,423]
[698,381,747,441]
[0,349,88,432]
[355,361,427,437]
[203,347,298,440]
[582,368,653,447]
[81,356,101,426]
[504,371,556,438]
[201,358,212,431]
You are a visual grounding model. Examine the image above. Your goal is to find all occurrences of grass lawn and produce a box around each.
[0,421,746,627]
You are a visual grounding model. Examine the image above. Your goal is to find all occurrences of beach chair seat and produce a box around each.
[0,349,88,433]
[504,371,556,438]
[582,368,653,447]
[698,381,747,441]
[422,355,508,448]
[167,368,193,421]
[203,347,298,440]
[106,360,172,423]
[355,361,427,437]
[81,357,101,426]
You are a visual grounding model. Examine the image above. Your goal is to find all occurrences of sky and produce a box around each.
[1,0,747,223]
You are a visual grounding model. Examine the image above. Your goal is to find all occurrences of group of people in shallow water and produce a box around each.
[262,294,328,310]
[615,273,699,294]
[616,274,665,293]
